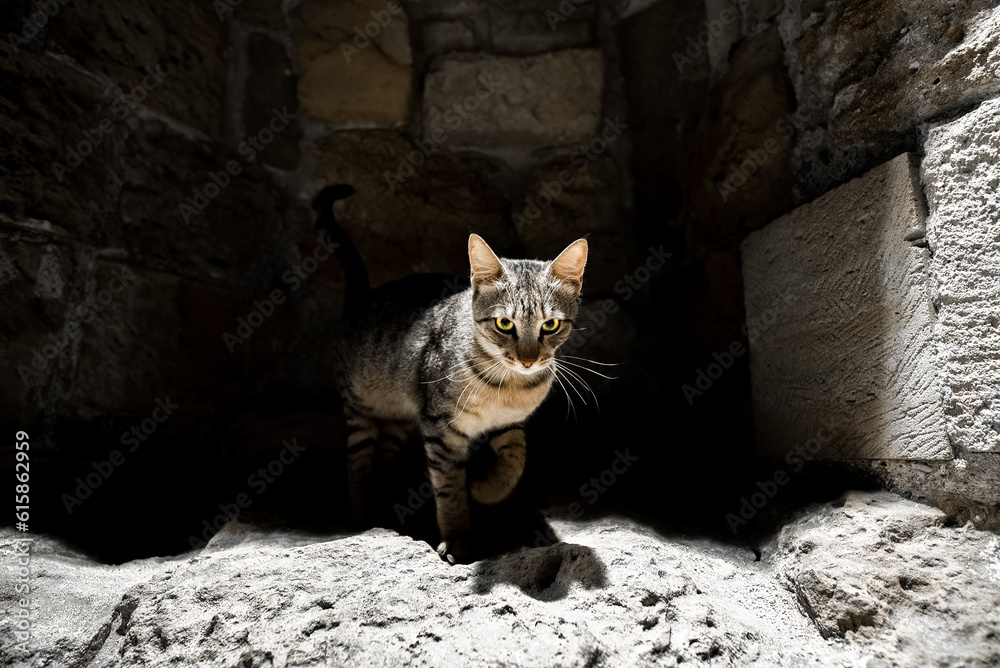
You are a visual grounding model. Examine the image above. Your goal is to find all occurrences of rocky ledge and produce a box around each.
[2,491,998,667]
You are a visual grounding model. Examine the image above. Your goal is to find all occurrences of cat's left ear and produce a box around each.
[549,238,588,289]
[469,234,504,290]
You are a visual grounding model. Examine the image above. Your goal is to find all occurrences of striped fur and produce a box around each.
[334,234,588,563]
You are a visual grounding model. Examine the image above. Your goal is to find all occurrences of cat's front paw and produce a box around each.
[436,537,472,565]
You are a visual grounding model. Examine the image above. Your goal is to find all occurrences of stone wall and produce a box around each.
[2,0,998,549]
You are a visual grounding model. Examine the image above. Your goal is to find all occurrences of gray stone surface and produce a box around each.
[291,0,412,127]
[487,0,596,55]
[779,0,1000,199]
[4,492,999,667]
[921,96,1000,453]
[422,51,603,151]
[742,153,951,460]
[774,491,1000,662]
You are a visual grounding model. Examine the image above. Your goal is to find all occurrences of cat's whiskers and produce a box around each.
[559,354,621,367]
[423,356,497,384]
[554,357,619,380]
[553,362,590,408]
[549,366,579,422]
[553,359,600,413]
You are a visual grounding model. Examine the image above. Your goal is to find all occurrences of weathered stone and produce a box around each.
[6,493,1000,667]
[234,0,287,29]
[116,118,286,286]
[66,264,246,419]
[0,236,78,427]
[742,153,951,460]
[787,1,1000,195]
[423,51,603,151]
[421,19,477,55]
[46,0,228,140]
[291,0,412,127]
[514,156,629,294]
[244,34,302,171]
[312,131,514,287]
[776,491,1000,660]
[0,48,117,241]
[488,0,595,54]
[921,97,1000,453]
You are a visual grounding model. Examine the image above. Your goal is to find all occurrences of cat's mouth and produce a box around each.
[503,359,551,376]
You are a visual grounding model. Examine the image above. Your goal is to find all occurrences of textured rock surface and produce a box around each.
[487,0,596,54]
[783,0,1000,197]
[422,51,603,151]
[3,492,999,667]
[742,153,950,459]
[291,0,412,127]
[774,491,1000,664]
[312,131,515,288]
[514,156,630,295]
[47,0,229,140]
[921,97,1000,453]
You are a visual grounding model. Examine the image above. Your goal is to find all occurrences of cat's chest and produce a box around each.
[450,376,553,436]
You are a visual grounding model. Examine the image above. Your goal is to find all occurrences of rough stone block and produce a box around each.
[488,0,595,54]
[742,153,951,459]
[67,264,248,419]
[0,235,78,429]
[422,51,603,151]
[421,20,477,55]
[514,156,630,295]
[921,97,1000,453]
[788,2,1000,195]
[291,0,412,127]
[312,131,515,288]
[0,49,116,241]
[47,0,228,140]
[116,119,286,286]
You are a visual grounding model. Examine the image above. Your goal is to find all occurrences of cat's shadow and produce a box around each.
[471,537,608,603]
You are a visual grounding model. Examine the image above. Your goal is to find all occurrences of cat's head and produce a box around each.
[468,234,588,376]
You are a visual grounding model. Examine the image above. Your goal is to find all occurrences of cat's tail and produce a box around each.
[312,184,370,309]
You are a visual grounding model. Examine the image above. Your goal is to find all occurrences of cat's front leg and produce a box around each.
[470,424,526,505]
[421,423,472,564]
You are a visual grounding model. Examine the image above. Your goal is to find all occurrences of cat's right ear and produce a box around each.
[469,234,504,290]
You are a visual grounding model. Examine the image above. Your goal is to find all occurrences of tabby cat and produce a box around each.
[317,185,587,564]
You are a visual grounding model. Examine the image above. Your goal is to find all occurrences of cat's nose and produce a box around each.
[520,360,535,368]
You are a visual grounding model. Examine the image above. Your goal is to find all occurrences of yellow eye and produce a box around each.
[495,317,514,331]
[541,319,560,333]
